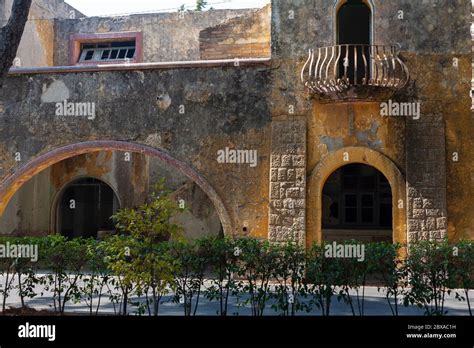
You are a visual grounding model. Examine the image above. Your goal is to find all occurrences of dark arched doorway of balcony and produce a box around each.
[322,163,392,242]
[336,0,372,84]
[57,177,120,239]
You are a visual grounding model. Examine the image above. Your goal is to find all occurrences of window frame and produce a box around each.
[69,32,143,66]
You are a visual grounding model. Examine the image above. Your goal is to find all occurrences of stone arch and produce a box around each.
[307,147,407,250]
[0,140,233,236]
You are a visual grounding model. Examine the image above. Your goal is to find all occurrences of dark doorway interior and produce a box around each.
[322,164,392,242]
[59,178,119,239]
[337,0,371,84]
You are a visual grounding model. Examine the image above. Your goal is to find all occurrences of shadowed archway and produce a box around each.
[0,140,233,236]
[307,147,407,251]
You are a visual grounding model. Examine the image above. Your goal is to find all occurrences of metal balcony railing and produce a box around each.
[301,44,409,95]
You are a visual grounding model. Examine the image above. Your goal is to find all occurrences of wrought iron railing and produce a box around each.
[301,44,409,95]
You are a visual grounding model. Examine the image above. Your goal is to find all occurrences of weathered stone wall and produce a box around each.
[199,5,271,60]
[0,0,472,244]
[0,150,222,239]
[0,63,272,238]
[53,9,255,65]
[1,0,83,67]
[270,0,472,243]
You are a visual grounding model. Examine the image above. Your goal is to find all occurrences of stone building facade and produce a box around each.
[0,0,472,248]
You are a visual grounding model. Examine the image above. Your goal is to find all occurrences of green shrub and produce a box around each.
[305,243,345,316]
[405,240,453,316]
[234,238,278,316]
[169,240,208,316]
[271,242,308,316]
[40,235,88,314]
[449,240,474,316]
[369,242,406,316]
[200,236,240,316]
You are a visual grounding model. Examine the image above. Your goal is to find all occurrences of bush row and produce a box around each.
[0,235,472,316]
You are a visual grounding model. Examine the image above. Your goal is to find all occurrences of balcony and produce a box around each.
[301,44,409,101]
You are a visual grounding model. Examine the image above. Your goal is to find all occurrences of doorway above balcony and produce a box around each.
[301,0,409,102]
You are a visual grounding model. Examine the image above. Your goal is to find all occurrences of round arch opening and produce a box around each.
[322,163,392,243]
[56,177,120,239]
[307,147,407,251]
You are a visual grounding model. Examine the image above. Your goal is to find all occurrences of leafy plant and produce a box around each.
[170,241,208,316]
[305,243,344,316]
[40,236,88,314]
[271,242,309,316]
[195,0,207,11]
[201,237,240,316]
[79,239,111,315]
[112,180,184,244]
[0,237,18,313]
[405,240,453,316]
[370,242,407,316]
[134,242,177,316]
[235,238,277,316]
[449,240,474,316]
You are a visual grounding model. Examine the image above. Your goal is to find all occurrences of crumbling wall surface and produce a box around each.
[2,0,83,67]
[0,150,222,239]
[0,64,272,238]
[270,0,472,242]
[54,9,256,65]
[199,5,271,60]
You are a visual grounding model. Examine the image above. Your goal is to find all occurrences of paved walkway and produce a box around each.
[1,275,472,316]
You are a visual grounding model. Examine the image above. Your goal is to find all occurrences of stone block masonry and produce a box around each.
[406,115,447,242]
[268,119,306,244]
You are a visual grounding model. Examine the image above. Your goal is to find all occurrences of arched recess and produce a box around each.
[51,176,122,237]
[0,140,233,236]
[307,147,406,251]
[333,0,375,46]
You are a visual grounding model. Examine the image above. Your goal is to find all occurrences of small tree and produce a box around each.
[235,238,278,316]
[305,243,344,316]
[405,240,453,316]
[170,240,208,316]
[80,239,111,316]
[450,240,474,316]
[272,242,308,316]
[0,0,33,86]
[370,242,407,316]
[112,180,183,243]
[110,180,184,315]
[202,237,240,316]
[0,237,17,313]
[40,236,88,315]
[195,0,208,11]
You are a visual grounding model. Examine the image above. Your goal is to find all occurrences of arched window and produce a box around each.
[336,0,372,84]
[322,164,392,242]
[57,178,119,239]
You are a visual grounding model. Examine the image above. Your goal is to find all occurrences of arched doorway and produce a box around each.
[306,147,407,251]
[336,0,372,84]
[57,178,119,239]
[322,163,392,242]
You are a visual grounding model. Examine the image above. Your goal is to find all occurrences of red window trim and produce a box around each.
[69,32,143,66]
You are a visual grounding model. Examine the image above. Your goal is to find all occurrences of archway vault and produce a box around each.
[0,140,233,236]
[307,147,407,251]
